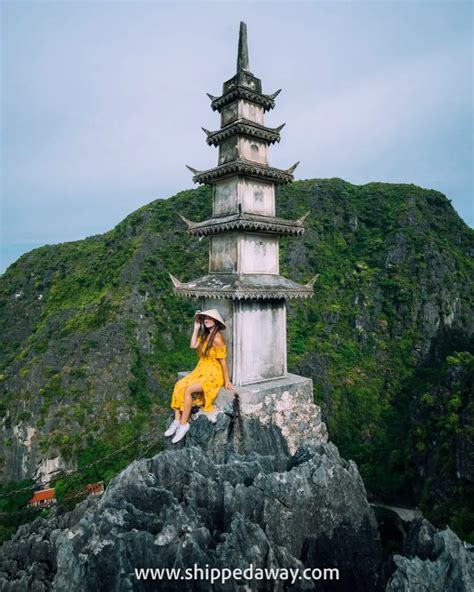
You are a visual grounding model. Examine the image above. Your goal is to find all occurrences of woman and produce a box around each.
[165,308,235,443]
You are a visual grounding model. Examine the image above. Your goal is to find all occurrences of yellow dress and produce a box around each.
[171,335,227,413]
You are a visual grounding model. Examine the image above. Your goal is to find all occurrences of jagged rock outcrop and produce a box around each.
[0,405,383,591]
[385,518,474,591]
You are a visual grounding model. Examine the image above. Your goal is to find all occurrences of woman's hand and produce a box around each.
[224,380,236,391]
[190,316,201,348]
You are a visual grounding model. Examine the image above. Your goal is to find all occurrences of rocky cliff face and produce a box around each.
[2,401,474,590]
[386,518,474,591]
[0,229,169,483]
[0,396,384,591]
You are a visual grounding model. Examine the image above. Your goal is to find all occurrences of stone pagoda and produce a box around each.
[170,22,316,400]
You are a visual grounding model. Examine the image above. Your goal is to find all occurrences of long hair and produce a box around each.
[197,321,224,358]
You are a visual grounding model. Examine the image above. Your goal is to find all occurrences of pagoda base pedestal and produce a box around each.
[215,372,310,406]
[215,373,328,454]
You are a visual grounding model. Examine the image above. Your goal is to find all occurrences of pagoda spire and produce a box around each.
[237,21,250,72]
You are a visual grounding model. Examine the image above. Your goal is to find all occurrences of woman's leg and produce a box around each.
[181,383,204,424]
[171,376,192,418]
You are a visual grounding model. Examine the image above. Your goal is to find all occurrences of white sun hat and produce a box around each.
[195,308,226,328]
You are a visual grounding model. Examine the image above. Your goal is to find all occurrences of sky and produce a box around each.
[1,0,473,274]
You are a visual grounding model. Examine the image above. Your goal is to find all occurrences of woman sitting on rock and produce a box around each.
[165,309,235,443]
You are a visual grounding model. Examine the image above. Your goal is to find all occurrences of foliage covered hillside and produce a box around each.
[0,178,473,542]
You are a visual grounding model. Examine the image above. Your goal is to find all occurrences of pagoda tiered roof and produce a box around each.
[187,159,299,186]
[179,210,310,237]
[203,120,285,146]
[169,273,317,301]
[208,87,281,113]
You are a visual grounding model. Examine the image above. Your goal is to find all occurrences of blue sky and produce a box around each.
[1,0,472,274]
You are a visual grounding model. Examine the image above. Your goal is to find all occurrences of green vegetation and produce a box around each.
[0,479,36,545]
[399,351,474,542]
[0,179,473,544]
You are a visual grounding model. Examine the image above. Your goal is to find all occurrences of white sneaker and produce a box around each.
[171,422,190,443]
[164,419,180,437]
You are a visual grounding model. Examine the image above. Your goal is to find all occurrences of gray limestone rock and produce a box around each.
[0,402,382,591]
[385,519,474,592]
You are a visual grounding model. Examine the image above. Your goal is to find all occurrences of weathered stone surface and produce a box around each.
[385,519,474,592]
[3,381,472,591]
[169,376,329,467]
[0,410,381,591]
[170,271,314,300]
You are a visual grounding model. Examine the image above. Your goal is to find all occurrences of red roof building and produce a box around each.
[28,488,56,509]
[85,481,104,496]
